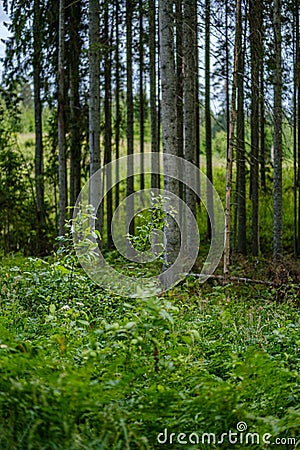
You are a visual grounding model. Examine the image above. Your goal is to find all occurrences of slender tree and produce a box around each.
[236,0,246,254]
[115,0,121,210]
[249,0,260,256]
[224,0,239,277]
[296,0,300,255]
[33,0,45,228]
[68,0,82,210]
[273,0,283,259]
[58,0,67,236]
[89,0,102,234]
[159,0,180,266]
[139,0,145,193]
[149,0,159,190]
[176,0,184,163]
[126,0,134,236]
[104,0,113,248]
[205,0,213,238]
[184,0,197,221]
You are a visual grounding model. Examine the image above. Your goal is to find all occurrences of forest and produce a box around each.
[0,0,300,448]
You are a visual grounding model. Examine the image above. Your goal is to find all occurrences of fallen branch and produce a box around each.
[190,273,294,287]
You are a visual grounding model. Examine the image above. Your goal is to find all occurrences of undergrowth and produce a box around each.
[0,252,299,449]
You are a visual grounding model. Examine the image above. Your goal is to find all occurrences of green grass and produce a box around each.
[0,253,299,449]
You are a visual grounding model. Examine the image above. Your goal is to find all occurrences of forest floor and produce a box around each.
[0,252,299,449]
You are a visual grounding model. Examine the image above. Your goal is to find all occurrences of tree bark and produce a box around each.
[69,0,81,210]
[236,0,246,254]
[89,0,102,235]
[126,0,134,236]
[224,0,239,277]
[184,0,197,221]
[115,0,121,210]
[104,0,113,248]
[159,0,180,266]
[149,0,159,190]
[33,0,45,229]
[205,0,213,238]
[58,0,67,236]
[139,0,145,193]
[249,0,260,256]
[273,0,283,259]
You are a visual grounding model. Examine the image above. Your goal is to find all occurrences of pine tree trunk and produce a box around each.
[33,0,45,229]
[104,0,113,248]
[273,0,283,259]
[115,0,121,210]
[236,0,246,255]
[184,0,197,221]
[224,0,239,277]
[249,0,260,256]
[69,0,81,210]
[149,0,158,190]
[176,0,184,163]
[205,0,213,238]
[139,0,145,193]
[58,0,67,236]
[159,0,180,266]
[89,0,102,235]
[293,2,298,257]
[296,0,300,255]
[126,0,134,236]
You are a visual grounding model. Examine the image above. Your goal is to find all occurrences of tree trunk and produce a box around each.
[33,0,45,229]
[249,0,260,256]
[273,0,283,259]
[139,0,145,193]
[89,0,102,235]
[176,0,184,163]
[126,0,134,236]
[115,0,121,210]
[236,0,246,255]
[184,0,197,221]
[104,0,113,248]
[297,0,300,255]
[205,0,213,239]
[58,0,67,236]
[159,0,180,266]
[149,0,159,190]
[195,3,200,202]
[69,0,81,210]
[224,0,239,277]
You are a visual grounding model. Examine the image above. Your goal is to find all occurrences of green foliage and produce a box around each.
[0,249,299,449]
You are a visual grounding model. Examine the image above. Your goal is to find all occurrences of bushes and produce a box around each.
[0,256,299,448]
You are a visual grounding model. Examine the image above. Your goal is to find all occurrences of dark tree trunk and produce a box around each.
[139,0,145,193]
[33,0,45,229]
[58,0,67,236]
[273,0,283,259]
[126,0,134,236]
[69,0,81,210]
[184,0,197,220]
[249,0,260,256]
[205,0,213,238]
[159,0,180,266]
[149,0,159,190]
[89,0,102,235]
[104,0,113,248]
[115,0,121,210]
[224,0,239,277]
[236,0,246,255]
